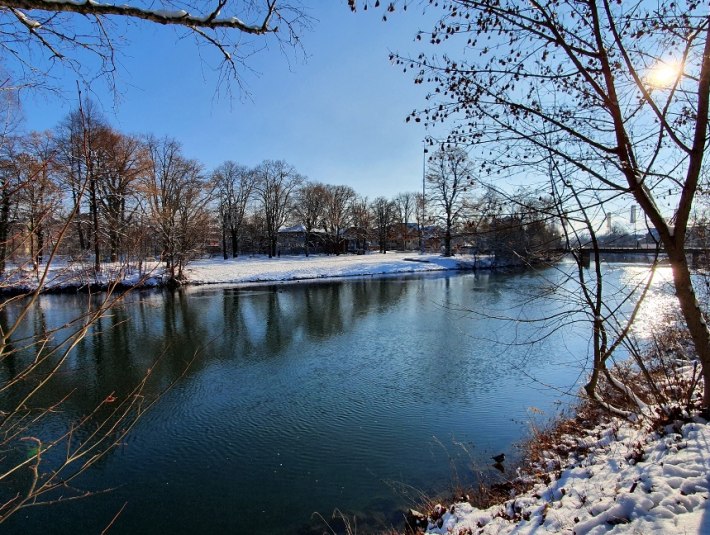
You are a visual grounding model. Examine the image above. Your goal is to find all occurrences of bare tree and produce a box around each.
[293,181,327,256]
[54,100,108,271]
[393,0,710,410]
[15,130,61,271]
[350,194,371,253]
[371,196,395,254]
[0,131,65,274]
[213,161,256,259]
[469,189,561,265]
[0,85,21,274]
[321,184,356,255]
[0,138,23,274]
[254,159,303,258]
[54,108,87,254]
[144,135,211,282]
[394,191,416,250]
[93,126,148,263]
[426,146,474,257]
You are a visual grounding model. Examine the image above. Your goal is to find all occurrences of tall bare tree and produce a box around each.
[16,130,61,270]
[254,159,303,258]
[294,181,327,256]
[0,85,21,274]
[394,191,416,250]
[0,138,22,273]
[144,136,211,282]
[426,146,474,257]
[54,100,108,270]
[213,161,256,259]
[321,184,356,255]
[371,196,396,254]
[392,0,710,410]
[93,126,148,263]
[350,194,371,253]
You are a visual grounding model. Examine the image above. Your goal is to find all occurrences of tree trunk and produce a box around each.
[29,224,36,272]
[90,177,100,272]
[668,248,710,409]
[221,225,228,260]
[77,216,86,251]
[230,228,238,258]
[36,225,44,266]
[70,169,87,251]
[0,183,10,276]
[109,227,119,263]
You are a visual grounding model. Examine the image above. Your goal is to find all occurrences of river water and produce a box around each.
[1,263,674,533]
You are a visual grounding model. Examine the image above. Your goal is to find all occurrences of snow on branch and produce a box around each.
[1,0,279,35]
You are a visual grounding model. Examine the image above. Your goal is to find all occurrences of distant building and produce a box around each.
[277,224,328,255]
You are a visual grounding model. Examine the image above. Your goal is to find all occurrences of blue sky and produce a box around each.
[22,2,440,199]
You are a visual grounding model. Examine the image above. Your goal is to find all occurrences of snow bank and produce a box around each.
[183,252,491,285]
[426,414,710,534]
[0,258,163,292]
[1,253,494,292]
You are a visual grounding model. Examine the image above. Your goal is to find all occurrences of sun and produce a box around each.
[646,60,682,88]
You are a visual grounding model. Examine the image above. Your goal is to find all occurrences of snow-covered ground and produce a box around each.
[425,398,710,534]
[183,252,490,285]
[1,252,493,291]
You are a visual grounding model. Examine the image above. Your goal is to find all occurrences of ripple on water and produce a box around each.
[6,267,677,535]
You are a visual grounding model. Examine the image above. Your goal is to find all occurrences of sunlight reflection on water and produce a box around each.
[615,264,678,341]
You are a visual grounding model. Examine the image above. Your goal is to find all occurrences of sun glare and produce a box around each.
[646,60,682,88]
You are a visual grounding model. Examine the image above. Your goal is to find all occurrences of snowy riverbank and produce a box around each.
[421,373,710,534]
[183,252,492,286]
[1,252,494,292]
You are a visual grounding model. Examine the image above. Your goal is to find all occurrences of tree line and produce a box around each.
[0,102,561,284]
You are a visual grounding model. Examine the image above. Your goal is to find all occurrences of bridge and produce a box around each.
[573,246,710,267]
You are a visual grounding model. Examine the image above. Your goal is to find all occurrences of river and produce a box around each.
[0,263,674,534]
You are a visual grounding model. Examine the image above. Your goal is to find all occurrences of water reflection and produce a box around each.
[0,267,672,534]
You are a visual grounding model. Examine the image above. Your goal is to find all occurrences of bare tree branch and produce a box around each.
[3,1,279,34]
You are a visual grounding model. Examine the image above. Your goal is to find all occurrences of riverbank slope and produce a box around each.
[421,369,709,534]
[1,252,491,292]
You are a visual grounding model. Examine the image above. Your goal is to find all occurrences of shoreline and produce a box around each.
[2,253,706,533]
[414,363,710,535]
[0,252,501,296]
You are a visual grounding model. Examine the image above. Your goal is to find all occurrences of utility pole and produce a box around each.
[421,142,427,254]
